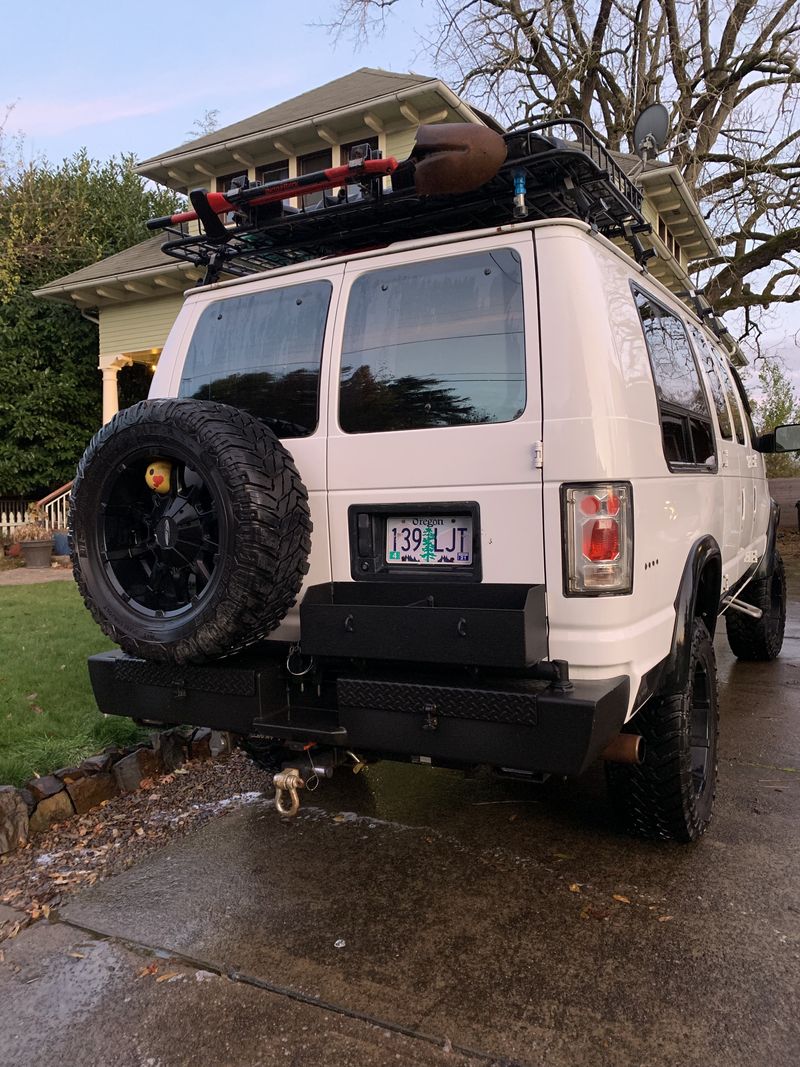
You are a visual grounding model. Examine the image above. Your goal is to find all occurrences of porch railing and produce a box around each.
[38,481,74,531]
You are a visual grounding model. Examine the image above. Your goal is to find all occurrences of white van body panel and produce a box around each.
[325,232,544,591]
[150,218,765,715]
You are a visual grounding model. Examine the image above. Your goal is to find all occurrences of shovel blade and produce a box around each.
[412,124,507,196]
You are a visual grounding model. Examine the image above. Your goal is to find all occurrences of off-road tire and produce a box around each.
[606,617,719,843]
[725,551,786,661]
[70,398,311,664]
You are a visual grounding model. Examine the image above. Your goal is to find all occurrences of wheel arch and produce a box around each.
[660,535,721,697]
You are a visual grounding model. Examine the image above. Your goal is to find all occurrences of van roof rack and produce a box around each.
[150,120,650,286]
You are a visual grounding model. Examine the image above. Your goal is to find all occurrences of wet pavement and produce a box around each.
[2,568,799,1066]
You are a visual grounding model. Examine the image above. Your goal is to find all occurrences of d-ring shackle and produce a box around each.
[273,768,305,816]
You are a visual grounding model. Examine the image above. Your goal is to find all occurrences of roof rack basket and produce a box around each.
[152,119,650,285]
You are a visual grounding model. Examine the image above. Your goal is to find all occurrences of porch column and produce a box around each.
[98,354,132,424]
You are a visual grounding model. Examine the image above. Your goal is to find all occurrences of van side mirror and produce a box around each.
[754,423,800,453]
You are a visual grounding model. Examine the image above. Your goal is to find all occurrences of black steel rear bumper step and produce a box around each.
[88,651,628,777]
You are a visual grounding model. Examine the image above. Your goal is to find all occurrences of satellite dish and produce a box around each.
[633,103,670,162]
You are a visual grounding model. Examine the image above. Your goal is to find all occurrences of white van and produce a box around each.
[70,123,797,841]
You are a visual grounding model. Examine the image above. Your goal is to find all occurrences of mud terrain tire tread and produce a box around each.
[725,551,786,661]
[70,398,311,664]
[606,617,718,843]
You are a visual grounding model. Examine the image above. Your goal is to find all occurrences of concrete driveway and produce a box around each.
[2,568,798,1067]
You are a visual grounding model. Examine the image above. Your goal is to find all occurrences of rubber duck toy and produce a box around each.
[145,459,173,495]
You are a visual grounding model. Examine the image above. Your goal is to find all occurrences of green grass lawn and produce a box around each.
[0,582,142,786]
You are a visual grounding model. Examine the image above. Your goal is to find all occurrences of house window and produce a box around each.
[339,137,379,165]
[256,159,289,186]
[633,287,716,471]
[298,148,332,208]
[216,170,247,194]
[178,281,333,438]
[339,249,526,434]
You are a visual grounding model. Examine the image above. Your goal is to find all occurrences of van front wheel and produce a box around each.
[606,616,719,843]
[725,552,786,661]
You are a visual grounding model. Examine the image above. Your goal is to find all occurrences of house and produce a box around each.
[34,67,719,422]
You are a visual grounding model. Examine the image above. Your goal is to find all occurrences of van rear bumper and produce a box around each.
[88,651,629,777]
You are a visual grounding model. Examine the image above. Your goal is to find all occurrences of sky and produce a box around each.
[2,0,797,383]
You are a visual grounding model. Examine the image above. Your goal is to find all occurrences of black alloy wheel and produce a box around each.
[99,453,222,619]
[70,398,311,664]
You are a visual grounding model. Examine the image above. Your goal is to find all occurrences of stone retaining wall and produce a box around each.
[0,728,233,856]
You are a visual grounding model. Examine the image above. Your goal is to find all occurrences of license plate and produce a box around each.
[385,515,473,566]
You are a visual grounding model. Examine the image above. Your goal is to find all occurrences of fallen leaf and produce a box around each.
[137,963,158,978]
[41,904,51,919]
[580,905,609,921]
[139,778,155,790]
[134,827,145,837]
[552,852,573,861]
[156,971,181,982]
[25,693,38,702]
[568,883,581,893]
[508,813,518,822]
[68,952,86,959]
[31,705,45,716]
[657,915,673,923]
[0,949,4,963]
[613,894,631,904]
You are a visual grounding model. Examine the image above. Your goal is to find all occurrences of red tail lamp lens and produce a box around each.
[582,518,620,562]
[606,493,621,516]
[579,495,601,516]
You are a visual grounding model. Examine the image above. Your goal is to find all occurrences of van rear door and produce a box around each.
[325,234,544,596]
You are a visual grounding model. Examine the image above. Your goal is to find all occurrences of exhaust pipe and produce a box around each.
[601,733,645,764]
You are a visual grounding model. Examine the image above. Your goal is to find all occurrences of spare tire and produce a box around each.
[70,398,311,663]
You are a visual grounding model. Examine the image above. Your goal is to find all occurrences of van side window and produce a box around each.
[728,362,756,445]
[688,326,733,440]
[633,289,716,471]
[339,249,526,434]
[711,349,746,444]
[178,281,332,438]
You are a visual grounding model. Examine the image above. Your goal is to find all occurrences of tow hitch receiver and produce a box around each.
[273,767,305,817]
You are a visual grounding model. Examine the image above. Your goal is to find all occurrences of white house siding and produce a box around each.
[99,294,186,357]
[386,127,418,165]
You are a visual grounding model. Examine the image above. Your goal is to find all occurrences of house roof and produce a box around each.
[139,69,437,170]
[32,235,196,305]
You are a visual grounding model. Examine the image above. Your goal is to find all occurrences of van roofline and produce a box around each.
[184,217,746,366]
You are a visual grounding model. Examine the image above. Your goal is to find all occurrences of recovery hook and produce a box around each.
[273,767,305,816]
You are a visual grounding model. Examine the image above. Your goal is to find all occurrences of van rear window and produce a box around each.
[339,249,526,434]
[178,281,332,438]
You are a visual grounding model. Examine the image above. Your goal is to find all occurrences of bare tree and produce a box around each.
[331,0,800,340]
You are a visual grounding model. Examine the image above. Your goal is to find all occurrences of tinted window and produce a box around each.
[635,293,710,414]
[689,326,732,440]
[634,288,716,470]
[729,362,755,444]
[339,249,526,434]
[713,350,746,444]
[179,281,332,438]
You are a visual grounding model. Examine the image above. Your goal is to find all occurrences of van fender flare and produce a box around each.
[659,536,722,697]
[633,536,721,710]
[753,498,780,581]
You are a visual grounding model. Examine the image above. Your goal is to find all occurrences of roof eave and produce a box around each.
[33,259,197,307]
[136,79,484,182]
[638,166,719,261]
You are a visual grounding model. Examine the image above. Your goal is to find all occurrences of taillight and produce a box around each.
[563,483,633,595]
